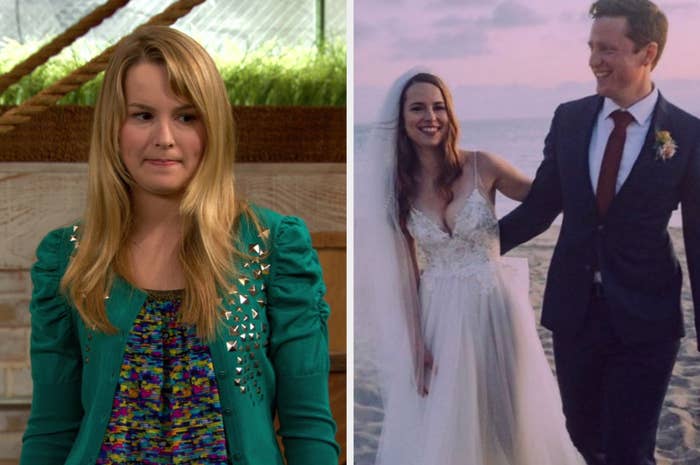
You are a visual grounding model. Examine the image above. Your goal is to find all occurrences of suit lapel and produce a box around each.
[569,96,603,205]
[607,94,670,216]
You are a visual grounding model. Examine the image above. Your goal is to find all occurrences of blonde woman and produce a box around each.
[20,26,338,465]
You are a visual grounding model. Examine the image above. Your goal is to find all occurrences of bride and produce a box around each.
[354,70,585,465]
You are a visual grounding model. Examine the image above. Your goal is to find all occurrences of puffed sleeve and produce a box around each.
[20,228,83,465]
[266,216,340,464]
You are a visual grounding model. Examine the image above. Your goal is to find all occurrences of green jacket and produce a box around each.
[20,207,339,465]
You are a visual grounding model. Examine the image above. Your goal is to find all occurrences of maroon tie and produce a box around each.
[596,110,635,217]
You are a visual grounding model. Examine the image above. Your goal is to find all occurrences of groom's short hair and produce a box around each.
[589,0,668,68]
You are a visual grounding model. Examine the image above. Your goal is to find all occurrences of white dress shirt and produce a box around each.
[589,87,659,194]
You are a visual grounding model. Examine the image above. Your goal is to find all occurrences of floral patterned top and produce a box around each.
[96,289,228,465]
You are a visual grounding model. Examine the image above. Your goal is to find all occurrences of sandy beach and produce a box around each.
[354,226,700,465]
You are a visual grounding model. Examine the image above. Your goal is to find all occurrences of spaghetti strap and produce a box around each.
[473,151,486,194]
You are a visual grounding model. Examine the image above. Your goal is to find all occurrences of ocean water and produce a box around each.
[354,118,683,228]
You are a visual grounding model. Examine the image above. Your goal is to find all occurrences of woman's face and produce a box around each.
[119,61,206,199]
[402,82,448,149]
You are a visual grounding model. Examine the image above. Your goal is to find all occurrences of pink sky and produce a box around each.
[354,0,700,121]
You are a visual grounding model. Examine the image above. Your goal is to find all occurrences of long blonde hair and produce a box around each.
[62,25,257,340]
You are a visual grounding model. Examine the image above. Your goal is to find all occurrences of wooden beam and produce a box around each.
[0,106,345,163]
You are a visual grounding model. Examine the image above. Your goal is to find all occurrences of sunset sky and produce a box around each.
[354,0,700,122]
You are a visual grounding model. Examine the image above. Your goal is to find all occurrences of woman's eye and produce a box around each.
[177,113,198,123]
[131,112,152,121]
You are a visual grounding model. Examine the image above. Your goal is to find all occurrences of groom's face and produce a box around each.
[588,16,654,108]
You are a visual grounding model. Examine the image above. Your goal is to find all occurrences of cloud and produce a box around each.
[433,2,545,30]
[356,0,405,7]
[433,15,473,29]
[428,0,494,6]
[368,1,544,62]
[488,1,545,28]
[355,20,379,43]
[389,27,489,60]
[664,2,700,12]
[558,10,590,23]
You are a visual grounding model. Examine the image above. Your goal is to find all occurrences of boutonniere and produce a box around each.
[654,130,677,161]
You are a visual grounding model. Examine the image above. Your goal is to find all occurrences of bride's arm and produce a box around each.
[477,151,532,202]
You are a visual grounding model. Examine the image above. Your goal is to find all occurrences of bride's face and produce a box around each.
[402,82,448,149]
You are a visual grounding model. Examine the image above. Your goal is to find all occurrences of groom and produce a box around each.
[499,1,700,464]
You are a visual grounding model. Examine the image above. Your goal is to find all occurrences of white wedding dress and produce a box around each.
[374,159,584,465]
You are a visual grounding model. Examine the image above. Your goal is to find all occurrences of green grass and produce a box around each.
[0,38,346,107]
[218,40,346,106]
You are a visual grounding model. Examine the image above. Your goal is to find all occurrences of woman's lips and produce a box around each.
[419,126,440,135]
[145,158,180,166]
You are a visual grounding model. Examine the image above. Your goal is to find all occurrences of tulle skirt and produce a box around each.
[375,258,585,465]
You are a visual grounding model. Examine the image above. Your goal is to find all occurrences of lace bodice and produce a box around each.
[407,188,500,280]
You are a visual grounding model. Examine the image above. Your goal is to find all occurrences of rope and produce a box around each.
[0,0,206,134]
[0,0,130,95]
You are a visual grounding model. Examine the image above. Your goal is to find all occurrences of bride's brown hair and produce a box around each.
[395,72,463,238]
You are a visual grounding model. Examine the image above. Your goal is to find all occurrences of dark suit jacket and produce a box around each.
[499,94,700,347]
